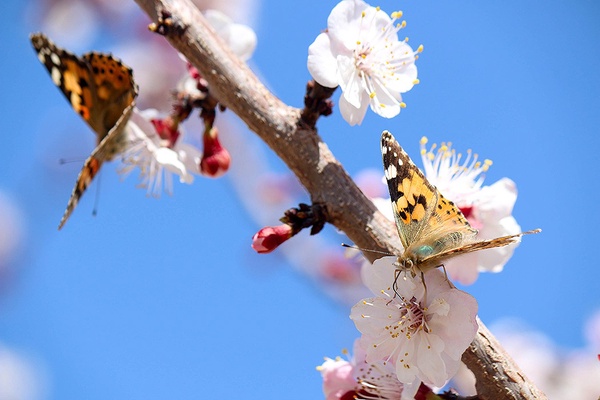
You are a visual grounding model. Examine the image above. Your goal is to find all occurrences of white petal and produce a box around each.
[307,33,339,88]
[337,55,361,105]
[327,0,370,51]
[395,334,418,383]
[154,147,192,183]
[204,10,256,61]
[361,256,396,295]
[339,90,369,125]
[474,178,518,221]
[400,378,422,400]
[416,332,447,386]
[427,288,478,361]
[225,24,257,61]
[176,143,202,176]
[368,78,402,119]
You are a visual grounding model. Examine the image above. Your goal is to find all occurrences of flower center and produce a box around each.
[354,44,373,76]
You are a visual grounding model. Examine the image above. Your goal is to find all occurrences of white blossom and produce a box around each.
[120,108,202,197]
[419,137,522,284]
[308,0,421,125]
[351,257,478,398]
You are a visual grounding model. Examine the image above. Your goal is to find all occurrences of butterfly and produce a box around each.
[380,130,540,275]
[30,33,138,230]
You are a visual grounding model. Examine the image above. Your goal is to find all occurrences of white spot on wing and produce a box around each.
[51,67,61,85]
[50,52,61,66]
[385,164,397,179]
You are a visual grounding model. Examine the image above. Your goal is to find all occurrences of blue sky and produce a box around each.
[1,0,599,399]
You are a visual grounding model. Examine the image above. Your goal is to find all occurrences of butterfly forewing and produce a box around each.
[381,131,438,251]
[82,52,137,139]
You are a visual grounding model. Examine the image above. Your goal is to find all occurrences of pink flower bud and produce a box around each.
[200,129,231,177]
[150,117,180,148]
[251,225,293,254]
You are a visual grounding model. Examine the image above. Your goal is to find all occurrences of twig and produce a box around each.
[132,0,547,398]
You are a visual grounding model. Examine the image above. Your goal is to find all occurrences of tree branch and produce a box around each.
[133,0,547,398]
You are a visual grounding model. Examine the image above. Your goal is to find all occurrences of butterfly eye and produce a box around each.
[414,245,434,258]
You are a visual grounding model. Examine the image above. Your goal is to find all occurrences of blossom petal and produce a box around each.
[474,178,517,220]
[368,77,402,118]
[307,33,339,88]
[339,90,369,125]
[327,0,371,51]
[416,332,447,386]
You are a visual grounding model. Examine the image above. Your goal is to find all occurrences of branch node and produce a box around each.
[281,202,328,236]
[148,9,187,36]
[300,80,337,129]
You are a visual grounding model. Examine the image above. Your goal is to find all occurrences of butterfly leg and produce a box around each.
[420,270,428,306]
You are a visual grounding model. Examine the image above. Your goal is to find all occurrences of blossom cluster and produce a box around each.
[117,10,256,194]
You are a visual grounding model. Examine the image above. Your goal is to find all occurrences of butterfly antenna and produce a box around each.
[59,157,86,165]
[341,243,394,256]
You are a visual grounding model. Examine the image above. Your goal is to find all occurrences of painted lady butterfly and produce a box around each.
[381,130,539,275]
[30,33,138,229]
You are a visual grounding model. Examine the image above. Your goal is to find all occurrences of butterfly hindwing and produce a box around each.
[57,102,135,230]
[31,32,138,229]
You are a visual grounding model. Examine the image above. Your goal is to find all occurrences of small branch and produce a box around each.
[133,0,547,398]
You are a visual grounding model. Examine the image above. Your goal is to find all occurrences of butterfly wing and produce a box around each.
[30,33,137,146]
[420,229,541,268]
[81,52,138,144]
[381,130,444,250]
[57,102,135,230]
[31,33,138,229]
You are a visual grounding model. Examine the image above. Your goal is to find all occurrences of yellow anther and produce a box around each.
[400,102,407,108]
[361,11,366,17]
[401,20,407,28]
[391,10,403,19]
[440,144,448,152]
[420,136,428,145]
[380,103,386,108]
[356,40,362,45]
[420,149,426,155]
[361,53,367,59]
[483,159,492,171]
[413,79,420,85]
[404,36,409,42]
[427,153,434,161]
[475,161,481,168]
[375,6,381,11]
[369,92,376,99]
[341,348,348,355]
[417,44,424,53]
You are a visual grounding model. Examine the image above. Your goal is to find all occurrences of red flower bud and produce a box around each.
[150,117,180,148]
[251,224,293,254]
[200,128,231,177]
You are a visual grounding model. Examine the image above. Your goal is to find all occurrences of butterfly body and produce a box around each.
[381,130,539,275]
[31,33,138,229]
